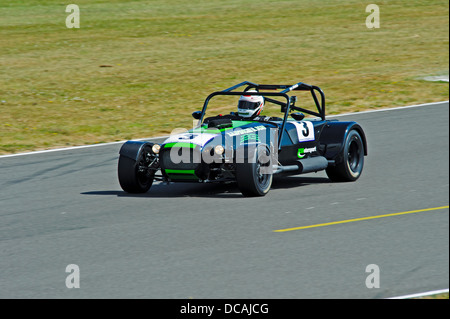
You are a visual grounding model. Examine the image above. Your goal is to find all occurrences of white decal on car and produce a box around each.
[290,121,315,142]
[163,133,217,147]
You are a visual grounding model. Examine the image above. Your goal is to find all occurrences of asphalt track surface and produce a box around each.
[0,102,448,299]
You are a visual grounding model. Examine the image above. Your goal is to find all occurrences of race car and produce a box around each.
[117,81,367,196]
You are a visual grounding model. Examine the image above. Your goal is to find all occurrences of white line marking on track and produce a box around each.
[0,136,169,159]
[387,288,449,299]
[328,100,448,119]
[0,100,447,159]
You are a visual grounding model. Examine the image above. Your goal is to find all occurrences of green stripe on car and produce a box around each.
[164,142,197,149]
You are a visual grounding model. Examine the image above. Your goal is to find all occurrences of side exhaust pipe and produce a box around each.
[274,156,329,174]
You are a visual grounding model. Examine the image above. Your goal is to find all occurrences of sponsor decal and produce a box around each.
[226,125,265,137]
[297,146,316,159]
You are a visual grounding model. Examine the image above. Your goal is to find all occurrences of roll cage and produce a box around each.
[198,81,326,150]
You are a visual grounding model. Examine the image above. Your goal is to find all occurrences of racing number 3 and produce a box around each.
[293,121,315,142]
[301,122,309,137]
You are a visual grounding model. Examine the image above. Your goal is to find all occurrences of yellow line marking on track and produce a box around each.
[273,206,449,233]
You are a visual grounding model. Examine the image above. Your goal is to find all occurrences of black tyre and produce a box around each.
[236,145,273,197]
[326,130,364,182]
[118,145,154,193]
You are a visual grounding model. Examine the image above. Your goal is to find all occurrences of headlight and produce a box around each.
[214,145,225,155]
[152,144,161,154]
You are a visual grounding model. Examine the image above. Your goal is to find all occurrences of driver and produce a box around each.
[235,93,281,121]
[236,94,265,119]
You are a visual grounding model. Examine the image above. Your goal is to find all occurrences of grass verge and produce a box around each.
[0,0,448,154]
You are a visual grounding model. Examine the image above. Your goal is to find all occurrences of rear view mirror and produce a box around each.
[192,111,202,120]
[291,112,305,121]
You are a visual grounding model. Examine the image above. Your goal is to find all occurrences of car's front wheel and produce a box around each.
[326,129,364,182]
[118,145,155,193]
[236,145,273,197]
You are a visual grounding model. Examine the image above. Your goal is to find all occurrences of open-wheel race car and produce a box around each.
[117,81,367,196]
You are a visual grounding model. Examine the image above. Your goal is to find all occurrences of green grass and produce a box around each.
[0,0,448,154]
[415,292,449,299]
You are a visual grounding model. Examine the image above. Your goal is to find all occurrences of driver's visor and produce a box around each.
[238,100,260,110]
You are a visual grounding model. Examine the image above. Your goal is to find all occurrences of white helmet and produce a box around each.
[237,94,264,118]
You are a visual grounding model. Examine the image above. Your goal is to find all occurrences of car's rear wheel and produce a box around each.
[236,145,273,197]
[326,130,364,182]
[118,145,155,193]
